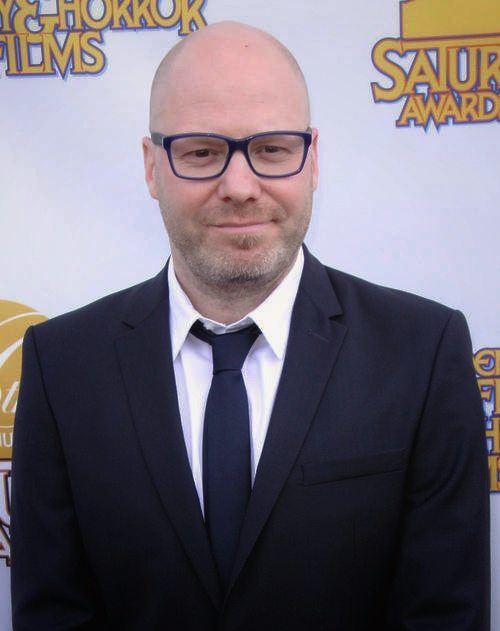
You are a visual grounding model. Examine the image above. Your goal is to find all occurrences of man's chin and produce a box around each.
[198,245,295,290]
[212,230,266,253]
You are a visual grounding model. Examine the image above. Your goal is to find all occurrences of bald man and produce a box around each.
[11,22,489,631]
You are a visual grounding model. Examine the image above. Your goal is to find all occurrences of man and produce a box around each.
[11,21,489,631]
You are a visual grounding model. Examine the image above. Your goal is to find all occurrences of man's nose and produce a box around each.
[216,150,262,203]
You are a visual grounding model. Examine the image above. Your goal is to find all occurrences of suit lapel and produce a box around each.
[230,250,347,588]
[112,254,346,601]
[114,268,222,607]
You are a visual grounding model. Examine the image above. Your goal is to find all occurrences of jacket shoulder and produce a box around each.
[325,265,456,324]
[28,266,168,344]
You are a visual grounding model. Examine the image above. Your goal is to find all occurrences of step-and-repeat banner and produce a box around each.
[1,0,499,627]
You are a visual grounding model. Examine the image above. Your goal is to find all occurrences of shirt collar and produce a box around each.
[168,248,304,361]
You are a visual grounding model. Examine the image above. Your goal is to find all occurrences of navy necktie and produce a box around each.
[191,320,260,586]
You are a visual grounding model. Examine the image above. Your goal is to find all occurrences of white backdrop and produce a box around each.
[1,0,499,628]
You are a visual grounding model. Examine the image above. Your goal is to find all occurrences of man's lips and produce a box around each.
[208,220,272,233]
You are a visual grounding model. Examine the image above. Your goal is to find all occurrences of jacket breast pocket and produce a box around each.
[300,448,407,485]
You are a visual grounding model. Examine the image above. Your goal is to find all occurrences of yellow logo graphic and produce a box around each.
[0,300,47,459]
[474,347,500,493]
[0,299,47,565]
[371,0,500,129]
[0,0,207,78]
[0,462,11,566]
[401,0,500,39]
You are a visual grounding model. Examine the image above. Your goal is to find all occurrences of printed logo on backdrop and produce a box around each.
[371,0,500,129]
[475,348,500,493]
[0,300,48,565]
[0,0,207,78]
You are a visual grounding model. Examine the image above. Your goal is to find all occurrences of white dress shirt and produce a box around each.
[168,249,304,512]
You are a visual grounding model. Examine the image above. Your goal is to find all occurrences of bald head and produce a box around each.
[148,21,311,132]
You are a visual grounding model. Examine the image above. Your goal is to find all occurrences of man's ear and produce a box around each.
[142,136,159,200]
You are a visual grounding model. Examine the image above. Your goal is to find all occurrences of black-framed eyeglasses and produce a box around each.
[150,130,312,180]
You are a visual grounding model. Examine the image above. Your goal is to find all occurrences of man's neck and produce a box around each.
[171,254,300,325]
[176,275,288,325]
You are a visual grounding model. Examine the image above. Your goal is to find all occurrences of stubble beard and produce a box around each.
[164,201,312,295]
[177,229,300,292]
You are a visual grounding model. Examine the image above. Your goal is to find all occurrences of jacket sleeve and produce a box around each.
[10,326,110,631]
[385,310,490,630]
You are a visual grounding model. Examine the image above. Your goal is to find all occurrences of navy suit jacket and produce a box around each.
[11,249,490,630]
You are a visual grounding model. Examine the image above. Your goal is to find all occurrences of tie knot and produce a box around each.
[191,320,260,373]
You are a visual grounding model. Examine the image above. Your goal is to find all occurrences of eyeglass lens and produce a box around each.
[169,134,306,178]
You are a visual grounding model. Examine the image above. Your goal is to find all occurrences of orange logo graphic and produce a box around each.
[401,0,500,39]
[475,347,500,493]
[0,300,47,459]
[0,299,47,565]
[0,0,207,78]
[371,0,500,129]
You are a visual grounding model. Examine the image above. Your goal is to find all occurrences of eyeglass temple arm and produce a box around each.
[150,132,163,146]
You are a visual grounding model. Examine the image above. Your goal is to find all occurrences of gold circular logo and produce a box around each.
[0,300,48,459]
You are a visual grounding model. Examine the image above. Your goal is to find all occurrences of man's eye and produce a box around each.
[263,145,281,153]
[181,148,220,162]
[192,149,211,158]
[253,144,290,161]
